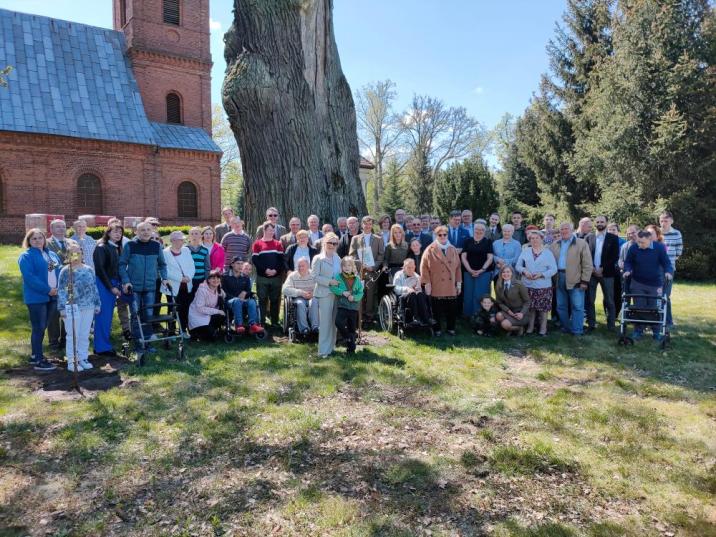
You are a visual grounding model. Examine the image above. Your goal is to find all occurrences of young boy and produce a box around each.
[330,257,364,353]
[222,259,264,335]
[472,294,498,336]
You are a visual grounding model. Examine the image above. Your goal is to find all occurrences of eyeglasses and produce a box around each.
[327,241,339,246]
[437,233,447,237]
[268,214,278,218]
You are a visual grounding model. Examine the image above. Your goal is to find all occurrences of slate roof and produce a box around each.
[0,8,220,154]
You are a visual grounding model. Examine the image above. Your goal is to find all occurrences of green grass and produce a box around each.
[1,244,715,536]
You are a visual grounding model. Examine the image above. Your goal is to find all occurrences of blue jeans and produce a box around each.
[463,270,492,317]
[556,272,585,335]
[27,299,55,360]
[228,297,258,326]
[664,273,674,325]
[130,290,155,347]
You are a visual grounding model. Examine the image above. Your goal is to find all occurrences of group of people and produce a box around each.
[18,205,681,370]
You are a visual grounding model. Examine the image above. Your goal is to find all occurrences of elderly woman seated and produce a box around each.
[392,258,432,326]
[282,256,320,335]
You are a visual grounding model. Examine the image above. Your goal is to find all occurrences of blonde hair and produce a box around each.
[296,229,310,240]
[341,256,357,274]
[389,223,405,247]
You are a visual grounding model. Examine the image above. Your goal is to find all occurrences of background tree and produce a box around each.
[433,156,499,222]
[355,80,403,214]
[223,0,366,233]
[379,157,405,218]
[399,95,482,213]
[212,105,245,215]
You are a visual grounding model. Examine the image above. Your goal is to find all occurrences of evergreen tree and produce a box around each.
[432,156,499,222]
[380,158,404,217]
[404,150,433,215]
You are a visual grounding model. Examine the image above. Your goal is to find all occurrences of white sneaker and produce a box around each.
[67,361,83,372]
[80,360,93,370]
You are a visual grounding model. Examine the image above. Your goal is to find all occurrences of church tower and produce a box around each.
[113,0,213,133]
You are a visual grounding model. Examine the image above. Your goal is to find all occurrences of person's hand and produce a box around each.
[302,291,311,299]
[665,273,673,281]
[657,287,663,295]
[579,283,588,290]
[407,287,415,294]
[123,284,132,294]
[471,269,479,277]
[265,269,276,277]
[329,279,340,286]
[181,276,190,283]
[515,312,524,320]
[347,294,354,302]
[534,272,543,280]
[456,282,462,294]
[161,280,169,287]
[365,266,374,272]
[425,283,432,296]
[218,310,225,316]
[623,271,631,279]
[497,260,504,268]
[523,270,533,280]
[95,308,101,315]
[60,312,66,318]
[594,268,603,277]
[111,287,121,297]
[49,288,58,297]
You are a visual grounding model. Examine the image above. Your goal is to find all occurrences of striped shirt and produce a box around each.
[252,239,285,277]
[662,228,683,269]
[187,244,210,281]
[220,231,252,269]
[282,271,316,297]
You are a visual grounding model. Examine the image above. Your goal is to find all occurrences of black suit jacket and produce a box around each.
[337,232,355,258]
[586,232,620,278]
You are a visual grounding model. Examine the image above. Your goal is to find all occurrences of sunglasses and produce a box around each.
[268,214,278,218]
[327,241,339,246]
[437,233,447,237]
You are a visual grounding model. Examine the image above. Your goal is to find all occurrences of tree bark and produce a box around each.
[222,0,366,233]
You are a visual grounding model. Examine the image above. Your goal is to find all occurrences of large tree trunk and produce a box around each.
[222,0,366,233]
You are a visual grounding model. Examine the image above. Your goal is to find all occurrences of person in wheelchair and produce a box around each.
[282,256,319,335]
[392,258,432,327]
[221,258,264,335]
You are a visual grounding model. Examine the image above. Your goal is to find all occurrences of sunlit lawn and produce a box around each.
[1,244,715,536]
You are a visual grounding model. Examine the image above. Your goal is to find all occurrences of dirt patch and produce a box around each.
[3,355,135,400]
[358,333,390,346]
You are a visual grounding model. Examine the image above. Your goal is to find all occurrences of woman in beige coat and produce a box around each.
[310,232,342,357]
[420,226,462,336]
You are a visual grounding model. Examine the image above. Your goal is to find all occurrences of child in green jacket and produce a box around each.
[330,257,364,353]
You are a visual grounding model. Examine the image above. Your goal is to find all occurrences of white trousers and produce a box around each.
[316,294,337,356]
[64,306,94,363]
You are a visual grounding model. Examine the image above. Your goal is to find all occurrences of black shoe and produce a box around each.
[34,359,57,371]
[346,340,356,353]
[584,326,595,334]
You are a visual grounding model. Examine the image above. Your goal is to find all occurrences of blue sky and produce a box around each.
[0,0,566,131]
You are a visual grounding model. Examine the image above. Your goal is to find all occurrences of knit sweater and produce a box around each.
[187,244,210,281]
[662,228,683,270]
[220,231,252,269]
[252,239,285,277]
[624,242,674,287]
[282,271,316,297]
[392,269,421,297]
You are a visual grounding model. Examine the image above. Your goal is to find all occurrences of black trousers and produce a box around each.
[431,296,457,331]
[399,292,431,324]
[166,283,191,333]
[335,307,358,344]
[189,314,224,342]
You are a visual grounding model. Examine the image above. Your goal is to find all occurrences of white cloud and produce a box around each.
[473,86,485,95]
[209,18,222,30]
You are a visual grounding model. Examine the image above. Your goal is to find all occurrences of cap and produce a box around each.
[231,255,244,264]
[145,217,160,225]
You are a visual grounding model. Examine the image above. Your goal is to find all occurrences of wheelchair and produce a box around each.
[223,297,268,342]
[378,285,433,339]
[282,296,318,343]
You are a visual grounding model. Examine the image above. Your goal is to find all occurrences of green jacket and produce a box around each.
[330,273,364,310]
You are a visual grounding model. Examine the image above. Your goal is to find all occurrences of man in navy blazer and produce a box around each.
[406,219,433,251]
[446,210,470,253]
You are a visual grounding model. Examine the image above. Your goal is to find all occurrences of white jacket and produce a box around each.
[162,246,196,296]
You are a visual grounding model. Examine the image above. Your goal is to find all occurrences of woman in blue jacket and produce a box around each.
[18,228,61,371]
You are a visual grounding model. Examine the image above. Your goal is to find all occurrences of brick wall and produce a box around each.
[0,132,221,243]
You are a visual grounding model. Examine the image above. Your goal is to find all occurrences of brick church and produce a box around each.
[0,0,222,240]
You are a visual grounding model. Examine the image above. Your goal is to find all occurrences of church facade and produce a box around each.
[0,0,222,240]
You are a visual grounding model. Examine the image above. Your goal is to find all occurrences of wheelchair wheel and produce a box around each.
[378,294,395,333]
[288,327,297,343]
[255,329,267,341]
[398,326,405,340]
[121,343,129,358]
[177,344,186,361]
[224,331,234,343]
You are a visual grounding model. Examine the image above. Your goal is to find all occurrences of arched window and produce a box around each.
[177,181,197,218]
[166,92,182,124]
[77,174,103,214]
[119,0,127,26]
[163,0,180,26]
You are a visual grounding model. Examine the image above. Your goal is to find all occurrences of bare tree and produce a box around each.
[355,80,403,213]
[212,104,240,173]
[400,95,481,180]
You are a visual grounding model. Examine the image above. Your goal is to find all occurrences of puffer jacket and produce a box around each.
[118,237,168,292]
